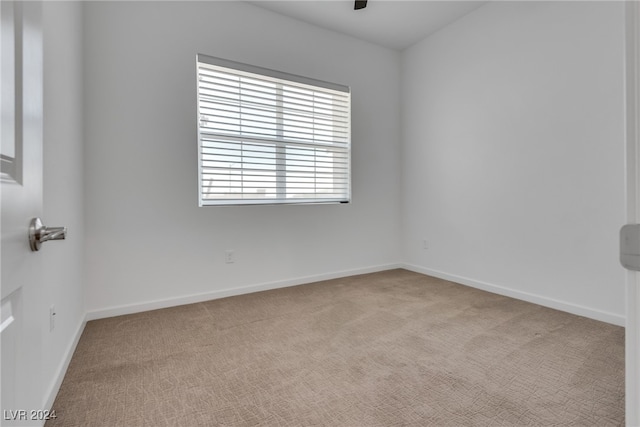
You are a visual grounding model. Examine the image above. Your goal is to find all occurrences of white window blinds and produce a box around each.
[196,54,351,206]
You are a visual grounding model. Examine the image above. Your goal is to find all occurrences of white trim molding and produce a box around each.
[626,1,640,425]
[87,261,626,326]
[44,318,86,413]
[86,263,403,321]
[403,264,625,327]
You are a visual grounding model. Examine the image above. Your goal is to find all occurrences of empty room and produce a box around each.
[2,0,639,425]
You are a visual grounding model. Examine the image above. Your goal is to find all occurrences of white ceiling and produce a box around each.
[247,1,487,51]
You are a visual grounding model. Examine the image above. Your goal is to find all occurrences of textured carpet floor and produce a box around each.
[47,269,624,426]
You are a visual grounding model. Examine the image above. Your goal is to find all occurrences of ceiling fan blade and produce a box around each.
[354,0,367,10]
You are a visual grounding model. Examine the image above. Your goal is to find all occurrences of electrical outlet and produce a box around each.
[422,239,429,250]
[49,305,56,331]
[225,250,235,264]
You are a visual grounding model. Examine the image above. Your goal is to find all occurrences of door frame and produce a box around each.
[626,2,640,426]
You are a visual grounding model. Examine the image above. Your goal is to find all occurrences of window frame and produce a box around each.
[196,54,352,207]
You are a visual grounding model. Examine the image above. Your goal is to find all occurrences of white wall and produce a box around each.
[401,1,626,324]
[42,0,85,410]
[82,1,402,315]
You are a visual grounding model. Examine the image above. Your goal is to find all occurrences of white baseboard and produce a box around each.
[86,262,625,326]
[86,263,403,321]
[402,263,625,327]
[44,316,86,413]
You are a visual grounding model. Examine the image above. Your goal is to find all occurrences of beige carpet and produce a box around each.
[47,269,624,426]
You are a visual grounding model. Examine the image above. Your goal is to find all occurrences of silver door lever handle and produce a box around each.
[29,217,67,252]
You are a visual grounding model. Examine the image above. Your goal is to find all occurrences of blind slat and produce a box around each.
[199,121,349,144]
[198,109,350,132]
[199,100,350,127]
[198,95,350,123]
[202,170,350,178]
[200,130,348,150]
[197,77,350,110]
[201,146,349,157]
[198,67,351,101]
[198,55,349,93]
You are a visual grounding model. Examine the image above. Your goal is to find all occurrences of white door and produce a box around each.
[1,1,44,424]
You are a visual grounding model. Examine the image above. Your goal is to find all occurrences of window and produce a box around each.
[196,54,351,206]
